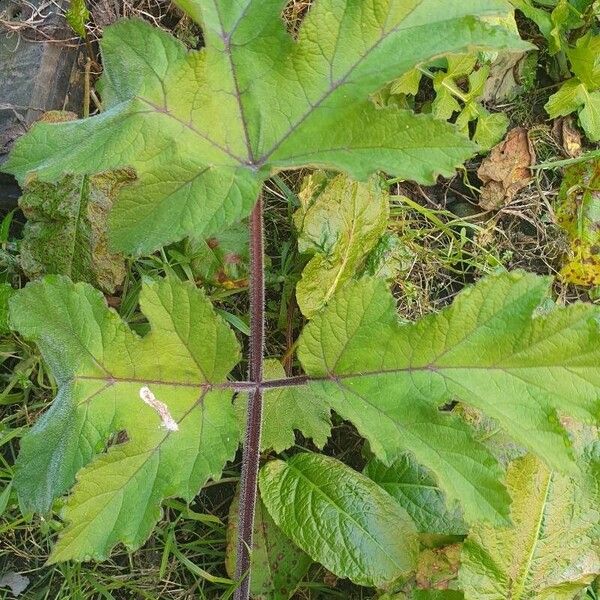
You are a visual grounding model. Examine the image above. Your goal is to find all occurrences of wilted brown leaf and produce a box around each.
[552,116,582,158]
[482,51,535,103]
[477,127,536,210]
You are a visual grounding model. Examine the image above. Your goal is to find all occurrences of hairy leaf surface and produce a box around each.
[259,453,419,588]
[3,0,527,254]
[9,276,241,561]
[297,271,600,524]
[458,437,600,599]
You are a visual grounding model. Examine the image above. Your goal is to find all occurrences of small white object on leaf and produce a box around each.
[139,386,179,431]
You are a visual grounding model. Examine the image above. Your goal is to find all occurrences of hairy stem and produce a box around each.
[233,194,265,600]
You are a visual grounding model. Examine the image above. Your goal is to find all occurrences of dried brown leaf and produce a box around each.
[477,127,536,210]
[552,116,583,158]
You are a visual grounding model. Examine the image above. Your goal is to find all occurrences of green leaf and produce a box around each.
[580,89,600,141]
[65,0,90,37]
[473,111,510,150]
[546,78,587,118]
[294,173,389,317]
[390,69,423,96]
[226,487,311,600]
[383,592,464,600]
[429,55,508,149]
[509,0,553,38]
[545,35,600,141]
[364,455,467,535]
[259,453,419,589]
[297,272,600,525]
[458,439,600,599]
[567,33,600,90]
[235,359,331,453]
[3,2,528,255]
[19,171,130,293]
[410,593,464,600]
[0,482,12,517]
[9,276,241,561]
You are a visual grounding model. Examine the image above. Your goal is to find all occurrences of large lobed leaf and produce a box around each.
[297,271,600,525]
[2,0,527,255]
[11,269,600,567]
[9,276,241,561]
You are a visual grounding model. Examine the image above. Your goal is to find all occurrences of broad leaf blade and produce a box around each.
[226,487,312,600]
[3,1,527,254]
[297,272,600,524]
[9,276,241,560]
[259,453,419,589]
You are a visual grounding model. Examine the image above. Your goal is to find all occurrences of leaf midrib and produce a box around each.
[510,468,552,599]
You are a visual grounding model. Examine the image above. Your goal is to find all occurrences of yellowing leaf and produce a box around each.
[294,173,389,317]
[557,160,600,286]
[459,441,600,599]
